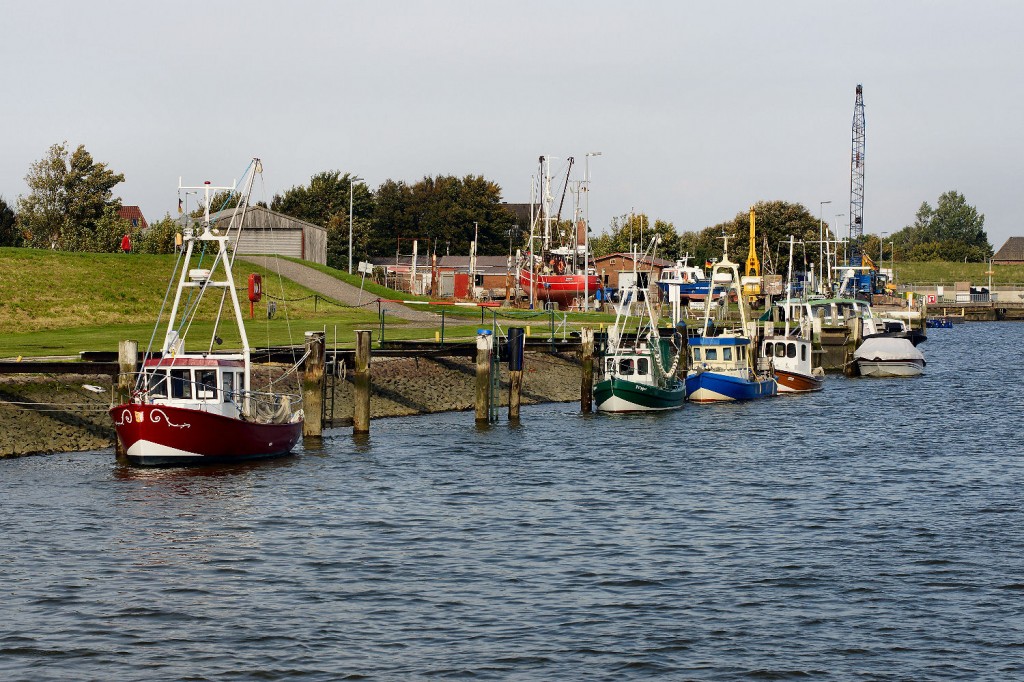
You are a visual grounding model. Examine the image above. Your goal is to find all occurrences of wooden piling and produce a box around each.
[302,331,325,439]
[580,327,594,413]
[475,331,492,424]
[843,315,862,377]
[114,339,137,460]
[507,327,524,421]
[353,330,372,435]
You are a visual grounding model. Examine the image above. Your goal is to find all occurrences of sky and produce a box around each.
[3,1,1022,249]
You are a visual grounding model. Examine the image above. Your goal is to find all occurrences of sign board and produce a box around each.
[357,260,373,274]
[927,294,937,304]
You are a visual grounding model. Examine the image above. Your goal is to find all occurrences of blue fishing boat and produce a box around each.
[685,246,777,403]
[656,254,723,302]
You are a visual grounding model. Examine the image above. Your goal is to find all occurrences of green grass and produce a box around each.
[0,247,652,357]
[895,261,1024,285]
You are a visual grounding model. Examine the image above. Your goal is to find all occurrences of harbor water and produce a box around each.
[3,322,1024,680]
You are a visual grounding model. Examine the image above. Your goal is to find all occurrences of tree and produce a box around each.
[892,190,991,261]
[272,171,371,270]
[591,213,680,259]
[684,200,822,275]
[17,142,125,250]
[133,214,181,254]
[369,174,511,259]
[0,196,18,246]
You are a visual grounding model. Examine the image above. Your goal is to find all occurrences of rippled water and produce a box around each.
[3,323,1024,680]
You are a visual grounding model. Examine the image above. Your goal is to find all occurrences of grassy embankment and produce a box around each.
[894,261,1024,286]
[0,249,618,357]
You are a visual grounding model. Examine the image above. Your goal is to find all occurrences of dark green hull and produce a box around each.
[594,377,686,412]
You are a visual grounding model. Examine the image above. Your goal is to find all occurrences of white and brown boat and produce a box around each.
[760,335,824,393]
[110,159,303,465]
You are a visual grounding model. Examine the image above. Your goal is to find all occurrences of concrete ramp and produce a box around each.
[237,256,440,322]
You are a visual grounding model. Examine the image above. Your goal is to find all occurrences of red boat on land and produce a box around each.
[517,154,601,310]
[518,264,601,310]
[110,159,304,466]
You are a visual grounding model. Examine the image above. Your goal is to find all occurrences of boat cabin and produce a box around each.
[761,337,809,365]
[141,357,246,418]
[689,335,751,377]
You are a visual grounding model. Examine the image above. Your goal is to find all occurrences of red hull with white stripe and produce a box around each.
[110,402,302,466]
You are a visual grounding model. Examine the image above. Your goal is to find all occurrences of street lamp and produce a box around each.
[819,200,832,293]
[880,231,888,269]
[584,151,602,312]
[349,175,363,274]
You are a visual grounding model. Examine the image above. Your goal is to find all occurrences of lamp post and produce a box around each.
[819,200,832,293]
[880,231,888,268]
[349,175,363,274]
[584,151,602,312]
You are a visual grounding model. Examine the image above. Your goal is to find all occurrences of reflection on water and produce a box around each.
[2,323,1024,680]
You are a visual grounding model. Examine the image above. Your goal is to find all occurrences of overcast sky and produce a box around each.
[3,1,1021,249]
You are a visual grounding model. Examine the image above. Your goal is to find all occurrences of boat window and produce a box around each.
[787,343,797,359]
[705,348,718,361]
[776,343,786,358]
[148,371,167,398]
[693,348,701,361]
[618,359,634,376]
[221,371,235,400]
[801,344,807,362]
[723,347,732,361]
[170,369,192,400]
[637,358,649,375]
[606,358,615,373]
[196,369,217,400]
[740,346,746,360]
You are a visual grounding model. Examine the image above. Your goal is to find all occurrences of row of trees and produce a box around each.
[269,172,514,270]
[0,142,995,267]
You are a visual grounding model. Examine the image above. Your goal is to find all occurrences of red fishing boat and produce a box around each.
[517,155,601,309]
[110,159,303,465]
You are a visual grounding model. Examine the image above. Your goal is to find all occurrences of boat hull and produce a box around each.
[519,270,602,307]
[110,403,302,466]
[685,371,777,403]
[855,359,925,378]
[594,377,685,412]
[774,368,825,393]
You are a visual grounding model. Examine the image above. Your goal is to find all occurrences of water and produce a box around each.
[3,323,1024,680]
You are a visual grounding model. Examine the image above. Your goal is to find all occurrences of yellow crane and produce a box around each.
[742,207,762,301]
[746,207,760,278]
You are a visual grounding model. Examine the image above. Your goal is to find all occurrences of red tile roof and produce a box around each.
[118,205,149,230]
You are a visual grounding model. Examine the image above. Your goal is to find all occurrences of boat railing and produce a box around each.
[125,371,302,424]
[236,389,303,425]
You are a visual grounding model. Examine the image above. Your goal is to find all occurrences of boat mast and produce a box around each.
[542,155,552,252]
[785,235,795,337]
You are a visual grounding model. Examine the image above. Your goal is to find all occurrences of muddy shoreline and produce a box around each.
[0,352,583,458]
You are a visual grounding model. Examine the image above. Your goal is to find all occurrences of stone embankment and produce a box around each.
[0,352,582,458]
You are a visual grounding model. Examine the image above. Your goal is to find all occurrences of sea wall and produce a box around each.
[0,352,583,458]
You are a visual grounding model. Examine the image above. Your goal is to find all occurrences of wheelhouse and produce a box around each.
[141,357,246,417]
